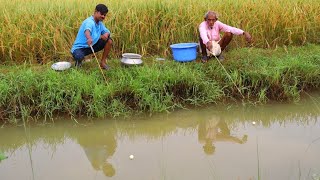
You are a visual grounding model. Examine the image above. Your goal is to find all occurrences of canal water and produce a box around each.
[1,94,320,180]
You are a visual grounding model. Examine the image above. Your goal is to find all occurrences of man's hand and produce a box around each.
[243,32,252,44]
[86,38,93,46]
[100,33,110,41]
[206,41,213,51]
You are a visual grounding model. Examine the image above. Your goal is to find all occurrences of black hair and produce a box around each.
[95,4,108,14]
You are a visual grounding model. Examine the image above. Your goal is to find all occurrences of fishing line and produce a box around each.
[212,54,245,99]
[18,96,35,180]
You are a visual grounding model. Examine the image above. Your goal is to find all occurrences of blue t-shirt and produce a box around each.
[71,16,110,53]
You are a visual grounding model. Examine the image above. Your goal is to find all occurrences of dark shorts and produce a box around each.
[72,38,111,61]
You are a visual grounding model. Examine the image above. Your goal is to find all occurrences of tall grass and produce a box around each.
[0,0,319,63]
[0,62,222,123]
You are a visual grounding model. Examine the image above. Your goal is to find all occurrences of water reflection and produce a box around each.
[77,130,117,177]
[73,125,117,177]
[198,116,247,155]
[0,94,319,180]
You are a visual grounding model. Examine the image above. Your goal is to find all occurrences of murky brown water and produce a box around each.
[1,94,320,180]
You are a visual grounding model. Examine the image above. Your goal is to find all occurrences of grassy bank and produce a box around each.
[0,0,319,64]
[0,44,319,124]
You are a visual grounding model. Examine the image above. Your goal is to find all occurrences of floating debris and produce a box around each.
[129,154,134,160]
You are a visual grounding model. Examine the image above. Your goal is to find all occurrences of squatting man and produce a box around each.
[199,11,252,62]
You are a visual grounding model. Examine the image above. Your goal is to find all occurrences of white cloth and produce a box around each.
[206,41,221,56]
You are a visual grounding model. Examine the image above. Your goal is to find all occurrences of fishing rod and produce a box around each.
[90,45,108,84]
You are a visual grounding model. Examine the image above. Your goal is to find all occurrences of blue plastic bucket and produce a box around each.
[170,43,198,62]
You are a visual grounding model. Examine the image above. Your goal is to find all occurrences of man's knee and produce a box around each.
[72,49,85,61]
[106,38,112,46]
[225,32,233,38]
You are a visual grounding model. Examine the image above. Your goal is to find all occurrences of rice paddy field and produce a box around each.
[0,0,319,122]
[0,0,319,63]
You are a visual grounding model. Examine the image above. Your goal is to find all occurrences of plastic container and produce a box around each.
[170,43,198,62]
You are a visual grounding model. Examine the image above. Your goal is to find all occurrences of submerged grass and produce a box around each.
[0,44,319,123]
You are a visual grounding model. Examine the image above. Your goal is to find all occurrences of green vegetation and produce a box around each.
[0,44,319,123]
[0,0,319,63]
[0,152,7,161]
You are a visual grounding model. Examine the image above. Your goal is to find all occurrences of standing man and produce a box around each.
[199,11,252,62]
[71,4,112,69]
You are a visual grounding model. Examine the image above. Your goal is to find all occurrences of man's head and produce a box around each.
[203,142,216,155]
[204,11,218,28]
[102,162,115,177]
[94,4,108,22]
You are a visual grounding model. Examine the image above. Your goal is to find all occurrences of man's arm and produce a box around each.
[101,25,111,41]
[218,21,243,35]
[218,21,252,43]
[199,22,212,50]
[85,30,93,46]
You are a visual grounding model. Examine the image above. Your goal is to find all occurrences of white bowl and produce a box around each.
[121,53,143,66]
[121,58,143,65]
[51,61,72,71]
[122,53,142,59]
